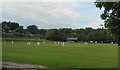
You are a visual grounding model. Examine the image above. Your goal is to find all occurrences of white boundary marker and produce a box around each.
[43,41,45,44]
[4,41,6,43]
[62,42,65,46]
[27,42,31,45]
[58,42,60,44]
[111,42,113,44]
[85,42,87,44]
[37,42,40,45]
[11,41,14,44]
[95,41,97,44]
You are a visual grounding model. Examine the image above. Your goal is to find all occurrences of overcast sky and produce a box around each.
[1,2,104,29]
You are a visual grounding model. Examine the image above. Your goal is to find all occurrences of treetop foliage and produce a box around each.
[0,21,116,43]
[95,1,120,45]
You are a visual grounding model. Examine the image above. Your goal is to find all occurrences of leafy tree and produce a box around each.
[1,21,7,29]
[15,26,23,34]
[27,25,39,34]
[59,28,72,37]
[4,26,10,33]
[8,22,19,30]
[95,1,120,46]
[1,21,19,30]
[45,29,65,41]
[39,29,46,35]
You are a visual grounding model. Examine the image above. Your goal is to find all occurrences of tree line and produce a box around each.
[0,21,117,43]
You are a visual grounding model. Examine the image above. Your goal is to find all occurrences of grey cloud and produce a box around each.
[2,2,84,28]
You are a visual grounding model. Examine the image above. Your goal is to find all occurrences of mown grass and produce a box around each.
[2,41,118,68]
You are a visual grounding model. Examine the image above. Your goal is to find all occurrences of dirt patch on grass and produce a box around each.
[2,61,46,68]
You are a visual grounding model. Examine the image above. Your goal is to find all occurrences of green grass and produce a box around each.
[2,41,118,68]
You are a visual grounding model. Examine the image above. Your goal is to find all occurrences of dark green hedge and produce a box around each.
[1,38,43,42]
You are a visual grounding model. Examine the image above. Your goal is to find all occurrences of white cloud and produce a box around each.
[86,20,104,29]
[1,0,96,2]
[1,2,104,29]
[2,2,85,28]
[0,2,2,20]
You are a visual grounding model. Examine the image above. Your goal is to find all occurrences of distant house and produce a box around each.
[66,37,79,42]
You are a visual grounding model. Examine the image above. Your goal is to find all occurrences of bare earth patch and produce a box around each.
[2,61,46,68]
